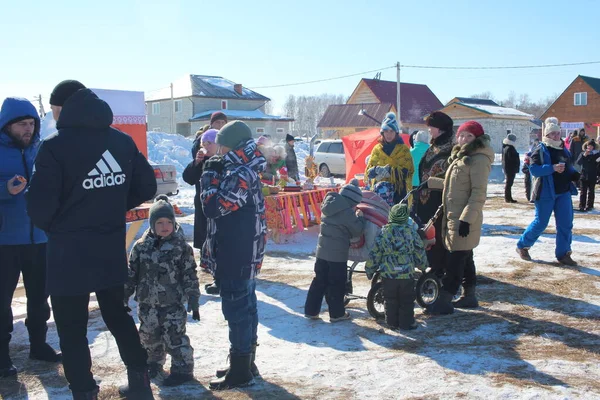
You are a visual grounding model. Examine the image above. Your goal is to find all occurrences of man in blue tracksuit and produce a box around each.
[0,97,62,378]
[516,119,580,266]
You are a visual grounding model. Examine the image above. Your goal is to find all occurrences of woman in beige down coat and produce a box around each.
[426,121,493,315]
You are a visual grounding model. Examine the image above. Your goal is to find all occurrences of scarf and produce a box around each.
[542,136,564,150]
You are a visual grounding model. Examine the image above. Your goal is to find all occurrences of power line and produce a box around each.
[249,65,396,89]
[400,60,600,70]
[248,60,600,90]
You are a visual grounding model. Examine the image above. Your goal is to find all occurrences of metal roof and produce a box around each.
[580,75,600,95]
[453,97,500,106]
[145,75,270,102]
[190,109,293,122]
[317,103,393,128]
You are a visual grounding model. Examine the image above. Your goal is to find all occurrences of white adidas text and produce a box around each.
[83,173,126,189]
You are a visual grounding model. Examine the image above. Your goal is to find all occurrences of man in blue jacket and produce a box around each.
[27,81,157,399]
[0,97,62,378]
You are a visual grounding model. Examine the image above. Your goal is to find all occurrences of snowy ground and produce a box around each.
[8,128,599,398]
[3,182,600,400]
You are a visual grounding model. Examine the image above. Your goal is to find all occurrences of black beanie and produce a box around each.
[286,134,294,142]
[50,80,86,106]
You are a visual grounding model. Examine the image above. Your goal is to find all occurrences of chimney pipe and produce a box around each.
[234,84,243,95]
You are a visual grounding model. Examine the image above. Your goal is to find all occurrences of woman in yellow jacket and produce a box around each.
[365,112,414,206]
[425,121,494,315]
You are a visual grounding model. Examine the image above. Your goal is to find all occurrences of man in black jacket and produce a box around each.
[27,80,157,400]
[502,133,520,203]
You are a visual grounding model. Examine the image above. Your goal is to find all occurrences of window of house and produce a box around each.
[574,92,587,106]
[256,127,265,134]
[152,102,160,115]
[221,100,228,110]
[174,100,182,113]
[276,128,284,134]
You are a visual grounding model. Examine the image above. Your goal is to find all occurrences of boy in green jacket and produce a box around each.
[365,204,428,330]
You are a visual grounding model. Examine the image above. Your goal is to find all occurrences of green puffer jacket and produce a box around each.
[365,219,429,279]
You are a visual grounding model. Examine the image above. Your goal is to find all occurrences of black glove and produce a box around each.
[458,220,470,237]
[203,156,225,174]
[192,310,200,321]
[571,171,581,182]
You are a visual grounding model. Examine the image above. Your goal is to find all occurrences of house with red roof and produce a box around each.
[317,78,443,138]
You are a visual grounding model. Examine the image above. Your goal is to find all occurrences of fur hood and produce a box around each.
[502,137,516,147]
[448,134,494,166]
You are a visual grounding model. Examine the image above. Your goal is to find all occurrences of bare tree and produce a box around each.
[263,100,274,115]
[283,93,346,138]
[470,91,497,101]
[470,90,557,118]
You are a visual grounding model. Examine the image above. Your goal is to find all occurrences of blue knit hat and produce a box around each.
[381,112,399,133]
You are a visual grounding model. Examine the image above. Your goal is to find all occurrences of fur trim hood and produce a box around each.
[448,134,494,165]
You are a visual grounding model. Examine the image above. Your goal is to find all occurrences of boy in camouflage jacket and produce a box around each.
[125,195,200,386]
[365,204,428,330]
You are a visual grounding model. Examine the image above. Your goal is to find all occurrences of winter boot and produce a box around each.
[72,387,99,400]
[216,344,260,378]
[0,341,17,378]
[516,247,532,261]
[558,252,577,266]
[29,342,62,363]
[28,325,62,363]
[118,368,154,399]
[453,286,479,309]
[205,281,220,295]
[425,290,455,315]
[148,362,164,379]
[209,353,255,391]
[162,372,194,387]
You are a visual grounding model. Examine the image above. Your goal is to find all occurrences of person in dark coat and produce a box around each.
[569,129,587,170]
[284,134,300,182]
[413,111,454,275]
[183,128,220,293]
[502,133,520,203]
[183,129,218,250]
[0,97,62,378]
[576,141,600,211]
[190,112,228,162]
[27,80,157,399]
[522,151,532,201]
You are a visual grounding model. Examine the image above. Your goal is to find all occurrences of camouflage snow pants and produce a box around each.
[138,303,194,374]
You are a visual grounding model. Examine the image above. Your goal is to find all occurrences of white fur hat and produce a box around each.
[544,117,559,126]
[415,130,430,144]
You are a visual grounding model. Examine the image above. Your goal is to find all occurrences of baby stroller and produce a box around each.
[344,185,457,319]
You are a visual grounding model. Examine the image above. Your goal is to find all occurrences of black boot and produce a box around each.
[210,353,255,390]
[72,386,99,400]
[216,344,260,378]
[453,286,479,309]
[0,341,17,378]
[205,281,220,295]
[162,372,194,387]
[29,342,62,363]
[118,368,154,399]
[425,290,455,315]
[28,326,62,363]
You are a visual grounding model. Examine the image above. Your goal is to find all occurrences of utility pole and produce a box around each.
[396,61,401,129]
[34,94,46,118]
[170,83,175,134]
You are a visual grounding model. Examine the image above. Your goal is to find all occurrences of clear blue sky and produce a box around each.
[1,0,599,114]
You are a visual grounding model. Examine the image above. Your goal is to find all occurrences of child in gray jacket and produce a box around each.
[304,180,365,322]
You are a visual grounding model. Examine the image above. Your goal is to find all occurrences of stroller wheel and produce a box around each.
[367,281,385,320]
[416,272,441,308]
